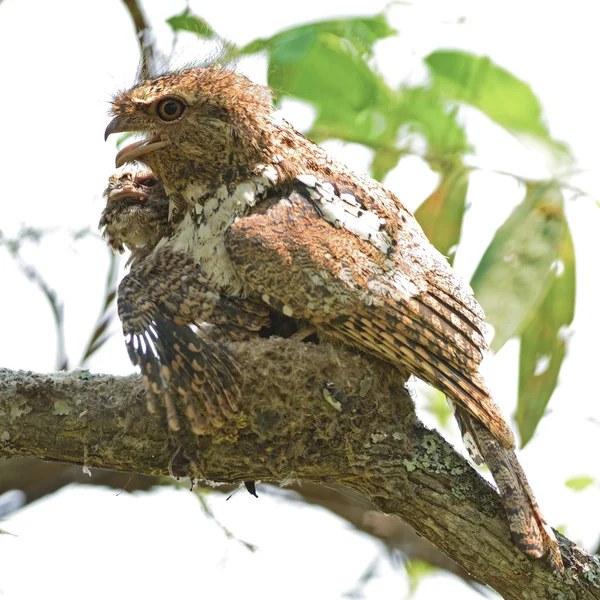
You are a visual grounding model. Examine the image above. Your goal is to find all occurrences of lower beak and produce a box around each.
[108,187,148,203]
[114,137,169,168]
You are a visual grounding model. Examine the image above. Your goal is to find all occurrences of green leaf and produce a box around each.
[425,50,570,156]
[337,85,469,178]
[166,8,216,39]
[398,86,468,157]
[565,475,595,492]
[116,132,135,149]
[268,30,392,116]
[414,161,468,265]
[240,14,395,59]
[371,148,403,182]
[422,386,452,428]
[240,17,471,172]
[240,15,398,151]
[404,559,437,597]
[516,224,575,446]
[470,182,565,353]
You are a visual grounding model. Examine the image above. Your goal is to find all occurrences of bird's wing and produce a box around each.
[225,177,514,449]
[118,247,242,434]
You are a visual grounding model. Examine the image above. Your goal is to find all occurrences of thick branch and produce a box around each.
[1,338,599,598]
[291,482,481,587]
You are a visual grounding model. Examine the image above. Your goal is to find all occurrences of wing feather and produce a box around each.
[226,180,514,449]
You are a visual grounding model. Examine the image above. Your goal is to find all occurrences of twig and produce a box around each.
[17,259,68,371]
[0,231,69,371]
[79,249,120,366]
[121,0,157,80]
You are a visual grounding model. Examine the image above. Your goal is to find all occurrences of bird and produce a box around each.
[99,164,284,337]
[100,166,272,431]
[100,166,168,266]
[104,66,562,568]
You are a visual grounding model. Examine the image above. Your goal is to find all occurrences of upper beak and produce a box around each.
[105,115,169,168]
[104,115,133,141]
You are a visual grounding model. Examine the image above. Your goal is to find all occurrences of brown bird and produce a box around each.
[105,67,562,568]
[100,167,271,430]
[100,167,168,266]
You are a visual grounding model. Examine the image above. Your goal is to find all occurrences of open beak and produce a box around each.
[104,115,169,168]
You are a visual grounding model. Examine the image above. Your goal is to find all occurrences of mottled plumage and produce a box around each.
[100,167,271,432]
[100,167,168,267]
[116,247,241,433]
[104,67,562,568]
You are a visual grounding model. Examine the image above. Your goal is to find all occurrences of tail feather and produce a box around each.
[455,407,563,570]
[337,311,516,449]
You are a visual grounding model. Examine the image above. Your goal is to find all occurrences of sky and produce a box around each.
[0,0,599,597]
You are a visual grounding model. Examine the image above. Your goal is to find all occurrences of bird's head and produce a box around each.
[105,68,277,189]
[100,167,168,256]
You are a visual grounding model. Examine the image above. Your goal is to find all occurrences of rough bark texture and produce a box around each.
[1,337,599,599]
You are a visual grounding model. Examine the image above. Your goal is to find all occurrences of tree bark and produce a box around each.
[1,337,599,599]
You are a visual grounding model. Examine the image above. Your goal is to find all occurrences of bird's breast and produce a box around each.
[156,167,279,295]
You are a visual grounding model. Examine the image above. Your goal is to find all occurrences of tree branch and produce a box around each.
[121,0,156,80]
[0,459,480,588]
[1,337,599,598]
[291,482,482,588]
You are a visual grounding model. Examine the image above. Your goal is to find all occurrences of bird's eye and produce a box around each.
[156,98,185,122]
[138,176,158,188]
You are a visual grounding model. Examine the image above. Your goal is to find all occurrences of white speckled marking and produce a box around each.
[462,431,484,465]
[159,164,281,294]
[300,176,392,254]
[308,273,325,286]
[164,212,196,254]
[319,182,335,195]
[203,195,220,217]
[183,182,208,205]
[340,192,359,206]
[298,174,317,188]
[232,182,256,208]
[447,398,484,465]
